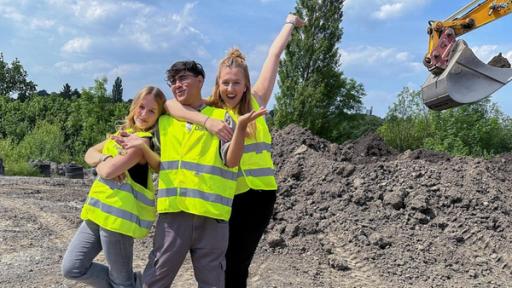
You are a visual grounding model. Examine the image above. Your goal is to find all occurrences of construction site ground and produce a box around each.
[1,124,511,287]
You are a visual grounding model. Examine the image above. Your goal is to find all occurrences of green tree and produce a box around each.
[425,99,512,156]
[274,0,364,142]
[112,76,123,102]
[93,77,108,98]
[60,83,72,99]
[378,87,431,151]
[37,90,50,97]
[0,53,37,100]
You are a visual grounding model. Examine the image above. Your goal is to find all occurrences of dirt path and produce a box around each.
[0,176,341,288]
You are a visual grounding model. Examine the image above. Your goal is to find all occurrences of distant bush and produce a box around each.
[379,87,512,157]
[0,138,39,176]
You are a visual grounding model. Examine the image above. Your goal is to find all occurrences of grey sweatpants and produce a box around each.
[142,212,229,288]
[62,220,136,288]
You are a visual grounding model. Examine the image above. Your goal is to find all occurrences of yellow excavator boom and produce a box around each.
[422,0,512,110]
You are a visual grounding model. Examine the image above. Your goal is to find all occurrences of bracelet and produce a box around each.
[100,154,112,162]
[203,116,210,127]
[285,21,295,27]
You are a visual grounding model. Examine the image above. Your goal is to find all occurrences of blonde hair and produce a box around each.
[120,86,166,132]
[208,48,256,138]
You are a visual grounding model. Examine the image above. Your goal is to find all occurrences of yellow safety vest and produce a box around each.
[231,96,277,194]
[157,107,238,221]
[81,130,156,239]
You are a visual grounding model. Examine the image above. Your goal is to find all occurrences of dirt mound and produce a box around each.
[265,124,512,287]
[488,53,511,68]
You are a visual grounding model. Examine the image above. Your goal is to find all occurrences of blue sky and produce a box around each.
[2,0,512,117]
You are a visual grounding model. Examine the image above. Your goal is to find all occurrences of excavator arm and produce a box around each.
[421,0,512,110]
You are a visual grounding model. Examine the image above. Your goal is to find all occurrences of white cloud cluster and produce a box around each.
[118,1,206,51]
[471,44,500,62]
[61,37,92,54]
[0,5,24,22]
[340,45,412,66]
[340,45,424,79]
[54,59,111,74]
[47,0,118,22]
[0,3,55,29]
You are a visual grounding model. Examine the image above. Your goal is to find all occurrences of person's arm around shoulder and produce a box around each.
[224,107,267,168]
[165,98,233,142]
[252,14,305,108]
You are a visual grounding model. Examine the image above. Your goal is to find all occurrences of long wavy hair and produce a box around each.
[120,86,166,132]
[208,48,256,137]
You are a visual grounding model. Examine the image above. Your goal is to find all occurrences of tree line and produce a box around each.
[0,55,129,174]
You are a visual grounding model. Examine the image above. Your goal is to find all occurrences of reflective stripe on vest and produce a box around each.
[237,167,275,178]
[80,130,156,239]
[232,96,277,194]
[157,108,237,221]
[85,197,153,230]
[158,187,233,207]
[161,160,238,181]
[98,177,155,207]
[244,142,272,154]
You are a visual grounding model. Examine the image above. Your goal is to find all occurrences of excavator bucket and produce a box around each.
[422,40,512,111]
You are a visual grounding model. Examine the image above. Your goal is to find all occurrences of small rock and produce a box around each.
[293,144,308,155]
[266,233,286,249]
[328,255,351,271]
[369,232,392,249]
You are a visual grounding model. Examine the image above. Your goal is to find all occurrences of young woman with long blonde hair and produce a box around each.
[62,86,165,288]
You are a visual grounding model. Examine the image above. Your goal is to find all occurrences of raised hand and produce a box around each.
[237,107,267,130]
[286,14,305,28]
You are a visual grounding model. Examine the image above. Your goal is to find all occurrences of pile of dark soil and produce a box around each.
[265,124,512,287]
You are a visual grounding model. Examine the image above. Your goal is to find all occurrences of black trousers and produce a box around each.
[225,188,277,288]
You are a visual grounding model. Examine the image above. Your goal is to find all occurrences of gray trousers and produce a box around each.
[143,212,229,288]
[62,220,136,288]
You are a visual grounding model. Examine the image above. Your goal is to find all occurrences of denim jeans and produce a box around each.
[62,220,136,288]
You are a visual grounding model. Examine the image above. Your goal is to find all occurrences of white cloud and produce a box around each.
[373,2,404,20]
[120,2,207,51]
[340,45,413,66]
[503,50,512,62]
[30,18,55,29]
[471,45,500,63]
[345,0,430,20]
[0,5,24,22]
[61,37,92,54]
[54,60,110,74]
[108,64,142,78]
[47,0,117,22]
